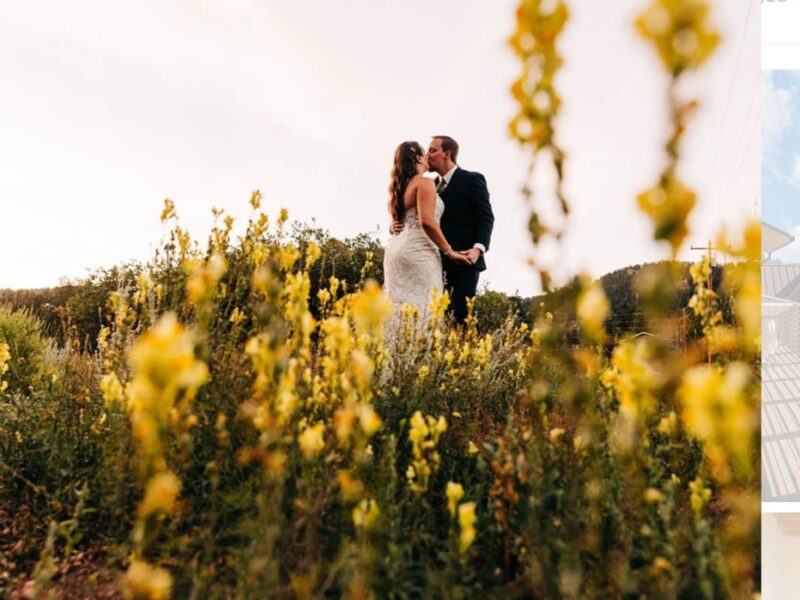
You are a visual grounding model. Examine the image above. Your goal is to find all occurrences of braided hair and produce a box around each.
[388,141,424,222]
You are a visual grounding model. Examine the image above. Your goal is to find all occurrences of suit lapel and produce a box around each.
[441,167,463,203]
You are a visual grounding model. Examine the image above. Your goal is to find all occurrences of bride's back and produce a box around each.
[401,176,423,214]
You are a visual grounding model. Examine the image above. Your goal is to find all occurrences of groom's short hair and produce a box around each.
[434,135,459,163]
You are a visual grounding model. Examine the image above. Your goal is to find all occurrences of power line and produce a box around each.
[703,0,754,207]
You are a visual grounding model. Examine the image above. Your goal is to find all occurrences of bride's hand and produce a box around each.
[390,220,404,236]
[445,249,471,265]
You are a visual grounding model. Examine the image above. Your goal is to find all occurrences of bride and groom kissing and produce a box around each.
[384,136,494,327]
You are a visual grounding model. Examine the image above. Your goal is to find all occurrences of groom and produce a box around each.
[392,135,494,324]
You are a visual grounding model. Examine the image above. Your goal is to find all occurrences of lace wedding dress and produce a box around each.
[383,197,445,331]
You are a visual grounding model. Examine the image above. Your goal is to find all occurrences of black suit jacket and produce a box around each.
[439,167,494,272]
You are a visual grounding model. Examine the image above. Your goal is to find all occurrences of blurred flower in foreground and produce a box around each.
[577,278,609,342]
[185,252,228,305]
[122,560,173,600]
[100,372,124,407]
[679,363,755,482]
[458,502,477,554]
[635,0,720,75]
[138,470,181,518]
[298,421,326,459]
[637,176,696,256]
[352,498,380,531]
[446,482,464,518]
[127,313,209,463]
[352,279,392,338]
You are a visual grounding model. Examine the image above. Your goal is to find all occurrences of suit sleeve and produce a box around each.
[470,172,494,251]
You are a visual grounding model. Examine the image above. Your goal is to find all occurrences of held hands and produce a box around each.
[462,248,482,265]
[445,248,473,266]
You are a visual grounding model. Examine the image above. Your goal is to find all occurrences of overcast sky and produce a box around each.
[0,1,759,295]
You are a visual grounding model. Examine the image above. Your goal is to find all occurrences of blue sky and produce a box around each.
[764,70,800,262]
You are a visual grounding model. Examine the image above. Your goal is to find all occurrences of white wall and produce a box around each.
[762,514,800,599]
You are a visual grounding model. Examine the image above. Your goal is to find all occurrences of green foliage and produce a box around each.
[472,290,525,332]
[0,306,46,393]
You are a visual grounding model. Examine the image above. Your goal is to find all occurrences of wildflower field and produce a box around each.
[0,1,760,598]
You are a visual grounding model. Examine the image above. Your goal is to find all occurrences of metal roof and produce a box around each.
[764,222,795,255]
[763,264,800,298]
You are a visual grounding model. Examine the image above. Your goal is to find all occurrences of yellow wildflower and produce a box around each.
[352,498,380,530]
[417,365,430,382]
[436,416,448,434]
[635,0,720,75]
[468,441,479,455]
[100,372,125,406]
[576,278,609,342]
[458,502,477,554]
[549,427,565,444]
[160,198,176,223]
[651,556,671,576]
[317,288,331,308]
[689,476,711,517]
[128,313,209,403]
[606,338,661,422]
[446,482,464,518]
[577,281,611,342]
[428,288,450,322]
[679,362,754,480]
[334,403,357,445]
[249,189,262,210]
[0,342,10,393]
[351,280,392,337]
[356,403,382,437]
[185,252,228,304]
[643,488,663,505]
[657,411,677,435]
[133,272,153,306]
[138,470,181,518]
[336,470,365,502]
[409,411,429,449]
[350,350,374,390]
[298,421,326,459]
[637,176,696,256]
[229,307,245,325]
[122,560,173,600]
[305,242,322,267]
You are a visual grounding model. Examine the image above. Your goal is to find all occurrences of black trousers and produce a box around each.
[443,264,480,325]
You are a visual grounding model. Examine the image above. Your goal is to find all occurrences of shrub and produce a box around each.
[0,306,46,393]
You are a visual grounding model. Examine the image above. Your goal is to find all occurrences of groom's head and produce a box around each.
[428,136,458,175]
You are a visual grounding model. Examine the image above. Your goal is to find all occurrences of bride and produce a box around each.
[383,141,470,326]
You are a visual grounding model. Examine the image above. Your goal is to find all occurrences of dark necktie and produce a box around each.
[436,177,446,194]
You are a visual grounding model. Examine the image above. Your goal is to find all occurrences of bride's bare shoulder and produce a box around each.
[410,175,435,190]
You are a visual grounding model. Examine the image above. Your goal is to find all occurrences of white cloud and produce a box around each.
[763,71,794,157]
[790,154,800,190]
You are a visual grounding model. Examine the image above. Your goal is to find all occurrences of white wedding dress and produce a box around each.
[383,197,445,331]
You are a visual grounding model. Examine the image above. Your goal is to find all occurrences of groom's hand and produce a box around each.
[460,248,482,265]
[390,220,404,236]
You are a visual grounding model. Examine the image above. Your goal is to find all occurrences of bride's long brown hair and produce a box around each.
[388,141,424,222]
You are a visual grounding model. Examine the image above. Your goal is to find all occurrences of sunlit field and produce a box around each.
[0,2,759,598]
